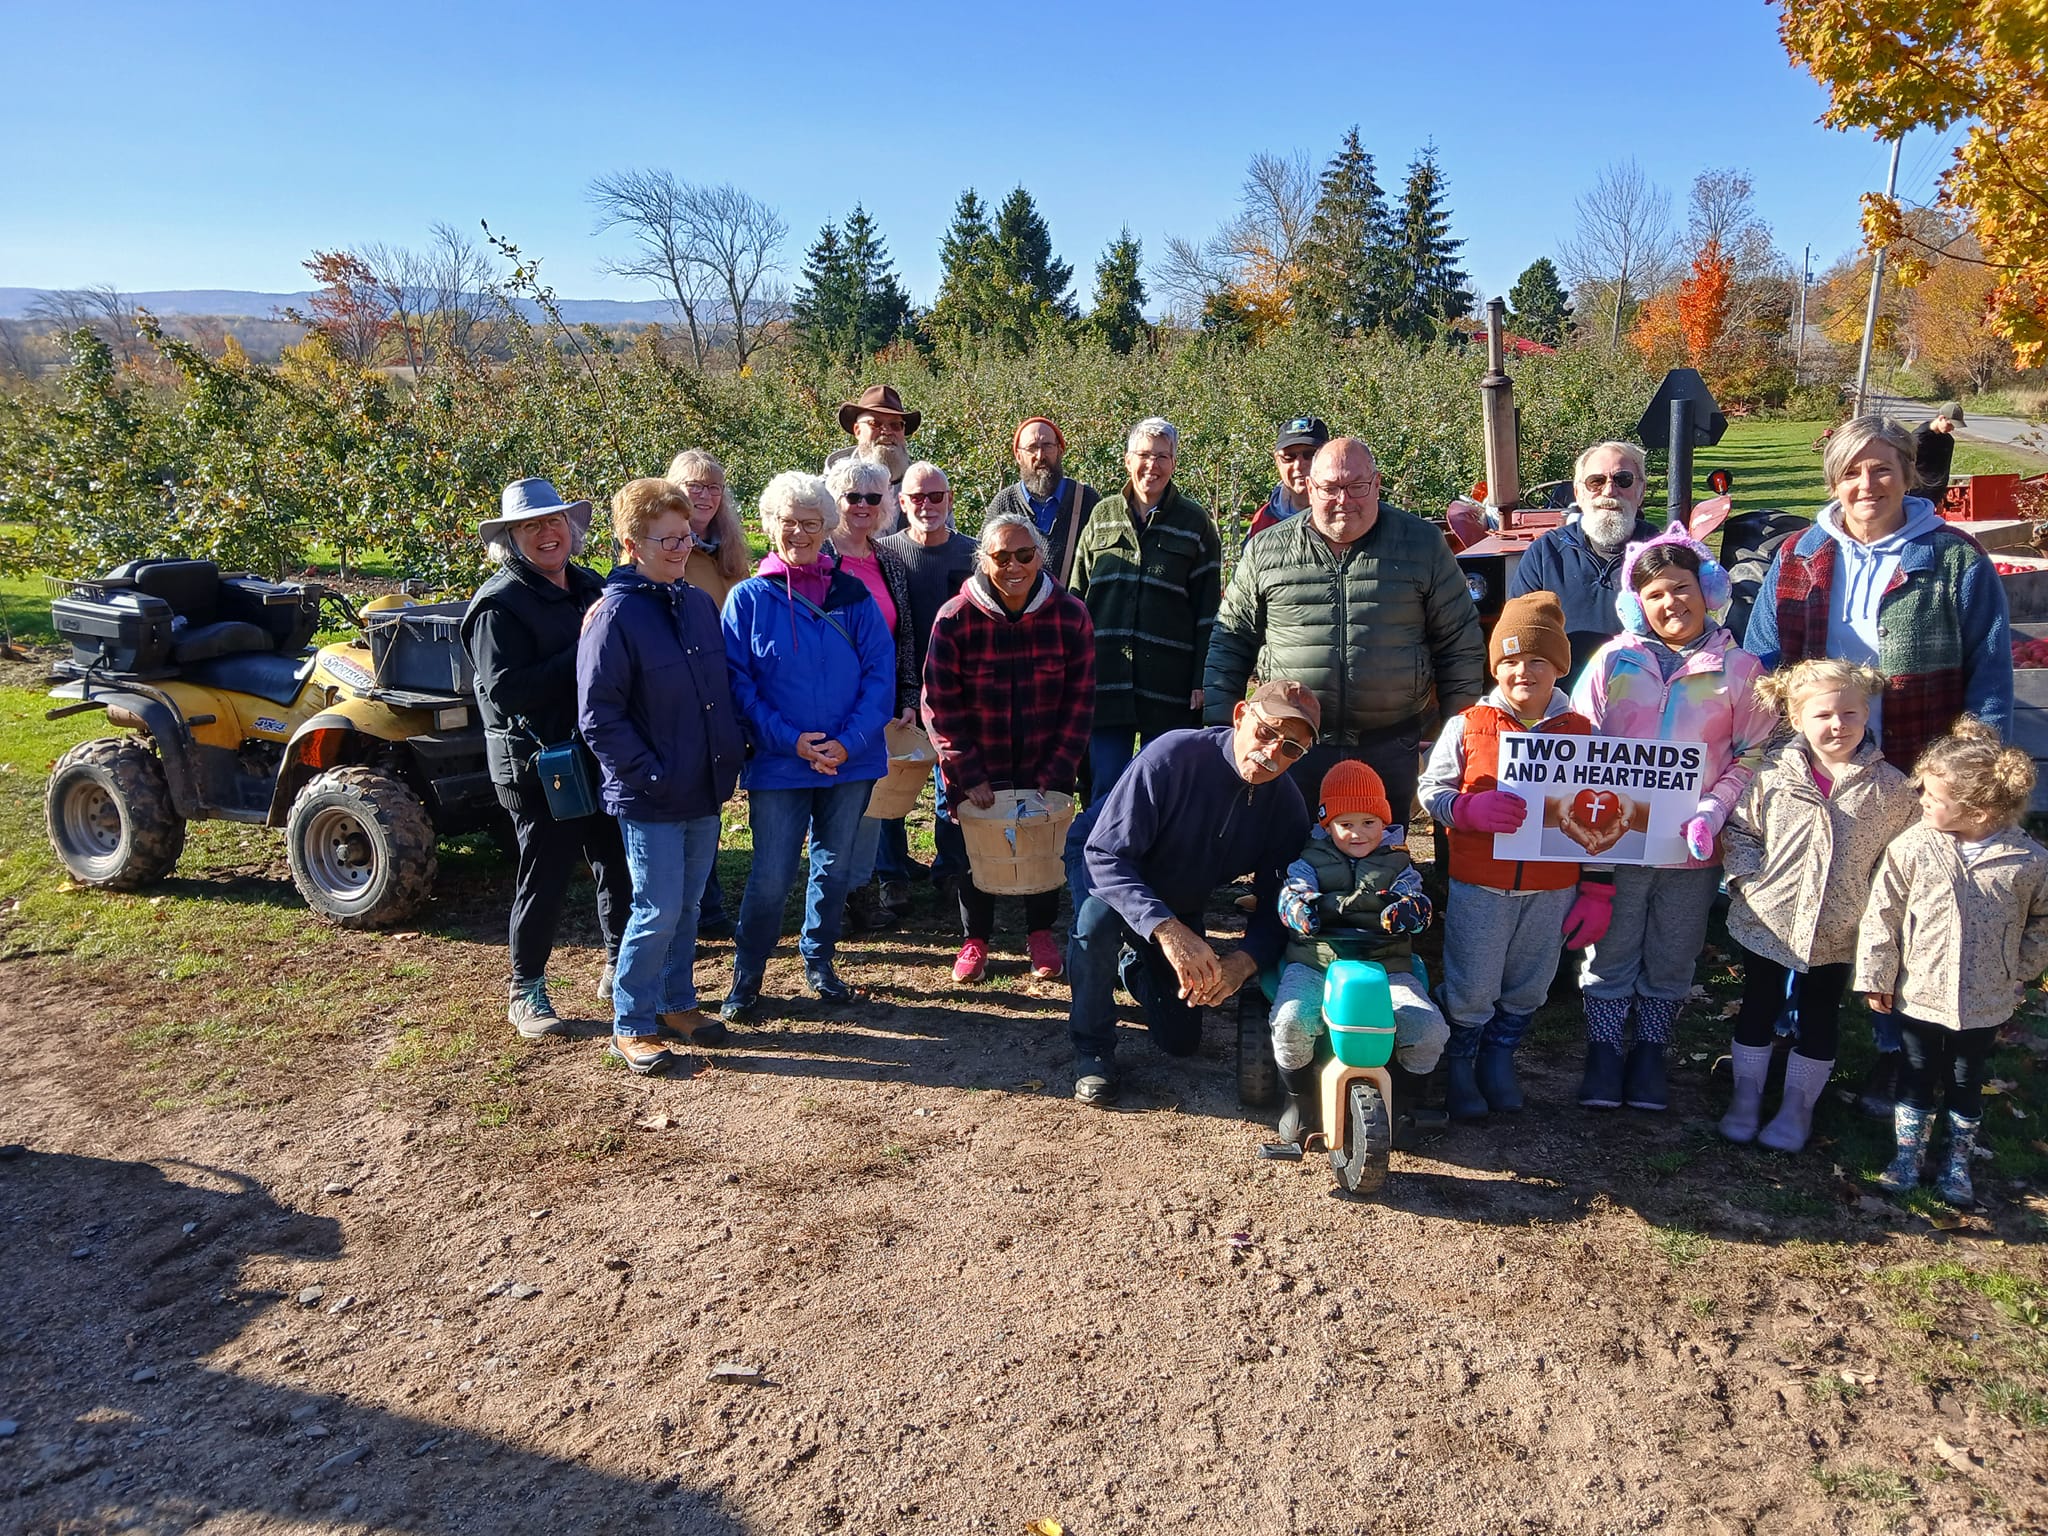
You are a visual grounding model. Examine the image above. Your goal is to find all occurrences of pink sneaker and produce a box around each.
[952,938,989,982]
[1027,929,1065,980]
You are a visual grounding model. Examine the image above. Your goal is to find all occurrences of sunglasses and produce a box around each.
[1248,712,1308,760]
[1581,471,1637,493]
[988,547,1040,567]
[841,492,886,506]
[905,490,949,504]
[645,532,694,552]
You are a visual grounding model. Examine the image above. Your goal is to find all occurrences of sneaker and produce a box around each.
[606,1032,673,1075]
[1026,929,1065,980]
[719,977,763,1025]
[659,1008,727,1048]
[508,980,567,1040]
[952,938,989,983]
[805,966,858,1004]
[844,883,894,933]
[1074,1057,1120,1107]
[879,878,913,919]
[596,959,615,1004]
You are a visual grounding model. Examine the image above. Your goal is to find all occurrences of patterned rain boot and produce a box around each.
[1935,1111,1982,1208]
[1875,1102,1933,1193]
[1476,1009,1533,1113]
[1718,1041,1774,1144]
[1757,1053,1834,1153]
[1444,1025,1488,1122]
[1579,995,1630,1109]
[1625,997,1680,1112]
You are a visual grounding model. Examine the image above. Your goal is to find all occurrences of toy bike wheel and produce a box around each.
[1329,1079,1391,1196]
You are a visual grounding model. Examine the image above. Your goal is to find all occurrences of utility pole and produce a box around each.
[1794,245,1810,386]
[1853,137,1903,417]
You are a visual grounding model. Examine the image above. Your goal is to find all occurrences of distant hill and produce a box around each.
[0,287,679,325]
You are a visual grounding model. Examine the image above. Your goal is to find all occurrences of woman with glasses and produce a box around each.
[823,456,920,931]
[719,473,895,1021]
[576,479,744,1072]
[922,512,1095,982]
[1506,440,1659,685]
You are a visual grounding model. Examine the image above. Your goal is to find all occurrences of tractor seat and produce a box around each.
[121,558,224,623]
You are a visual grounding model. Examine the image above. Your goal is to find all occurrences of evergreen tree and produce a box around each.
[791,222,855,365]
[1506,257,1572,347]
[928,188,997,343]
[992,186,1075,320]
[1087,229,1148,353]
[1294,127,1395,336]
[841,205,913,356]
[793,206,912,363]
[1387,145,1474,341]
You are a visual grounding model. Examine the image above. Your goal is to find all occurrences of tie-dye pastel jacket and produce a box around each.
[1569,626,1775,870]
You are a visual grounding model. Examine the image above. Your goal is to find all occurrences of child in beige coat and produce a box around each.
[1720,661,1919,1152]
[1857,718,2048,1206]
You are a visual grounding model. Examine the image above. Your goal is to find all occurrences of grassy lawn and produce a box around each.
[1704,420,2046,520]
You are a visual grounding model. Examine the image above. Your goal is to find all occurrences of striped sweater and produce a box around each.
[1069,481,1222,736]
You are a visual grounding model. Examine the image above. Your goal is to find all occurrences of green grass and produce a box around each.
[1811,1464,1917,1505]
[1698,419,2045,520]
[1648,1225,1711,1267]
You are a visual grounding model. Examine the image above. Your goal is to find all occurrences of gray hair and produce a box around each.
[901,459,948,489]
[758,470,834,533]
[485,518,588,565]
[978,510,1050,566]
[1573,440,1648,485]
[1127,416,1179,454]
[1823,415,1916,493]
[825,455,898,537]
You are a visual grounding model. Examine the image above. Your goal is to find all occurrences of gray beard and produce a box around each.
[859,442,911,482]
[1581,506,1634,553]
[1022,464,1062,499]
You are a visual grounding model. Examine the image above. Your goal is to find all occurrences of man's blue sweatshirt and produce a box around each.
[1083,726,1311,969]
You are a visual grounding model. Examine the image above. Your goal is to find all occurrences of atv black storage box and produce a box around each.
[52,590,175,674]
[218,576,320,653]
[365,603,474,695]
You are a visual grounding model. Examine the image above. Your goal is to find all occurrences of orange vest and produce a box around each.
[1446,703,1593,892]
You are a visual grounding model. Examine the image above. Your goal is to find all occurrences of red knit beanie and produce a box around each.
[1014,416,1065,453]
[1318,760,1392,827]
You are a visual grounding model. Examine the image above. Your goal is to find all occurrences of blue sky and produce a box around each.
[2,0,1953,309]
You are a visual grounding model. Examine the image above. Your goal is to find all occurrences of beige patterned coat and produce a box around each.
[1855,823,2048,1033]
[1723,737,1918,970]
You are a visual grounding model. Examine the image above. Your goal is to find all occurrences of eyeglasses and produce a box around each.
[645,532,694,552]
[1581,471,1637,493]
[1131,450,1173,464]
[1247,711,1309,760]
[905,490,949,504]
[783,519,825,536]
[1310,478,1376,501]
[681,480,724,496]
[841,492,886,506]
[988,547,1040,567]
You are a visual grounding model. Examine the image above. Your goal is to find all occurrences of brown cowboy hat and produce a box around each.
[836,384,921,436]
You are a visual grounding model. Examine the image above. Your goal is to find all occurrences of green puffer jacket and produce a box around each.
[1203,504,1487,739]
[1070,481,1223,736]
[1282,836,1416,971]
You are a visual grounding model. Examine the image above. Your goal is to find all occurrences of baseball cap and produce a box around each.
[1276,416,1330,451]
[1247,678,1322,734]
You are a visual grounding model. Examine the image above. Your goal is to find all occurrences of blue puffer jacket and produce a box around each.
[576,565,744,821]
[722,557,894,791]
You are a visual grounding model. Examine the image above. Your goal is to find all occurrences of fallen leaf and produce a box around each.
[1986,1078,2017,1095]
[1932,1435,1980,1474]
[2030,1140,2048,1157]
[1718,1000,1742,1019]
[1025,1521,1065,1536]
[1840,1368,1879,1387]
[1018,1080,1044,1093]
[635,1113,675,1132]
[1923,1209,1964,1231]
[2010,1101,2029,1120]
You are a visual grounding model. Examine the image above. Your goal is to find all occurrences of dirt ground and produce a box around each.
[3,833,2047,1533]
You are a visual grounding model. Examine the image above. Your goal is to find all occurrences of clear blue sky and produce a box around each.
[2,0,1952,308]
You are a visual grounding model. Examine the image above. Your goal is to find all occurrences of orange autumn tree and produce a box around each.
[1777,0,2048,365]
[1628,291,1686,370]
[1677,238,1733,364]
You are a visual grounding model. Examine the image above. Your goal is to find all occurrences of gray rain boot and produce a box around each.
[1875,1102,1933,1193]
[1935,1111,1982,1207]
[1758,1052,1834,1153]
[1718,1041,1773,1144]
[1444,1025,1488,1122]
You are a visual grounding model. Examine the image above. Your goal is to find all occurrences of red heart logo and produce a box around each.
[1572,789,1619,827]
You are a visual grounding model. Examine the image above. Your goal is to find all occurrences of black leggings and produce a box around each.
[503,786,630,985]
[959,880,1060,941]
[1897,1014,1998,1119]
[1734,948,1848,1060]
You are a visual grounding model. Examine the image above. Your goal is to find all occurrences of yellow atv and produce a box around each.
[44,558,496,927]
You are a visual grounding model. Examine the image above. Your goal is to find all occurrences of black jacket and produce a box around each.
[460,556,608,790]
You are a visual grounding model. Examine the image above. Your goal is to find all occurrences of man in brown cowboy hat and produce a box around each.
[825,384,920,487]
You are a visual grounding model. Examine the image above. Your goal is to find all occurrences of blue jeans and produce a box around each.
[614,815,721,1037]
[1088,729,1144,799]
[1066,893,1203,1068]
[735,779,872,981]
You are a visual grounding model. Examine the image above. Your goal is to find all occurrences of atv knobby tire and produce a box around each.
[1236,987,1279,1108]
[46,737,186,889]
[285,766,435,928]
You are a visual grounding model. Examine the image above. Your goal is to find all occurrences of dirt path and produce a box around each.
[2,939,2044,1535]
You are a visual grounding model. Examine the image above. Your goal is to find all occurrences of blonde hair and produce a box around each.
[610,477,691,550]
[1755,658,1888,720]
[665,449,749,583]
[1913,716,2036,828]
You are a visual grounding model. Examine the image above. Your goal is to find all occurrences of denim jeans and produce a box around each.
[613,815,721,1037]
[1066,893,1203,1068]
[735,779,872,981]
[1087,729,1145,799]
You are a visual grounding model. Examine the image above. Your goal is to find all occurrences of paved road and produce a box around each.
[1862,392,2045,454]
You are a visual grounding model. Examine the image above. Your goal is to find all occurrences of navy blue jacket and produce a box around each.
[1506,513,1660,680]
[576,564,744,822]
[1083,726,1310,969]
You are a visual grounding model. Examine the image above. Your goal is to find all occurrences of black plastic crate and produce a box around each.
[366,603,474,695]
[52,590,175,674]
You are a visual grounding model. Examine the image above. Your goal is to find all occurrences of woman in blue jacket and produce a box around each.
[720,472,895,1021]
[577,479,745,1072]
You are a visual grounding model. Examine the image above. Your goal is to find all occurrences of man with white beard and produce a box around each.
[1506,440,1660,684]
[824,384,917,489]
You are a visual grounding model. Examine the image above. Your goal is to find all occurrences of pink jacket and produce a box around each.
[1569,626,1773,869]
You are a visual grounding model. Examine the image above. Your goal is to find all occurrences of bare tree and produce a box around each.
[1221,150,1316,281]
[0,318,47,379]
[29,285,139,360]
[1559,159,1680,347]
[678,182,788,368]
[589,168,720,367]
[1149,233,1234,325]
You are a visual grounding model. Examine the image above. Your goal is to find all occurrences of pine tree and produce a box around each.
[928,189,997,344]
[1294,127,1395,336]
[1506,257,1572,346]
[794,206,913,363]
[1087,229,1148,353]
[992,186,1075,321]
[1388,145,1474,341]
[791,222,856,366]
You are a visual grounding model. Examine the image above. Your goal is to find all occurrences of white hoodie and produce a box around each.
[1815,495,1944,671]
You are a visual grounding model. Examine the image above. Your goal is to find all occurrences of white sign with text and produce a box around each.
[1490,732,1707,866]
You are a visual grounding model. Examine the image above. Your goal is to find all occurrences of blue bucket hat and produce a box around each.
[478,477,593,547]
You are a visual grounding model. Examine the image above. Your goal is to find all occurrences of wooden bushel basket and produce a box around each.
[956,789,1074,895]
[865,722,940,818]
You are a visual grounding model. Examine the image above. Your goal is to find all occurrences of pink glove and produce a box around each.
[1451,790,1527,834]
[1683,815,1716,861]
[1561,881,1614,949]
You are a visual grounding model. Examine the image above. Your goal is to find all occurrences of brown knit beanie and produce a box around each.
[1318,760,1393,827]
[1489,590,1571,676]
